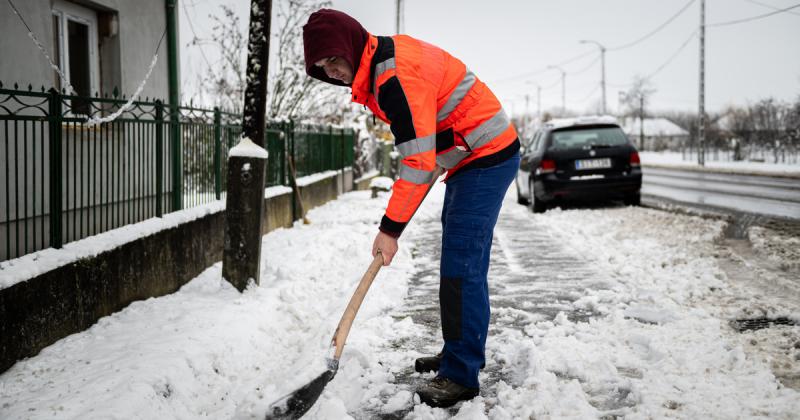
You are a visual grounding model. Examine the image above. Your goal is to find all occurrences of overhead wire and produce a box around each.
[495,0,696,85]
[576,84,602,104]
[493,50,597,84]
[643,29,698,80]
[708,2,800,26]
[606,28,698,89]
[743,0,800,16]
[181,0,215,70]
[568,54,602,76]
[607,0,697,51]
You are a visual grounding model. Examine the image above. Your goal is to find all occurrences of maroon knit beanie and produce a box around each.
[303,9,369,86]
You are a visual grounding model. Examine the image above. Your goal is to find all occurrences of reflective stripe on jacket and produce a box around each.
[351,34,518,237]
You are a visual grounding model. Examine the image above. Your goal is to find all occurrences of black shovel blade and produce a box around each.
[264,368,337,420]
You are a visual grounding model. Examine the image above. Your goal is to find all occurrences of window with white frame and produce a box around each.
[52,0,99,114]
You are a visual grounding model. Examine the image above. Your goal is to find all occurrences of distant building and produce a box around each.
[0,0,176,100]
[621,117,689,151]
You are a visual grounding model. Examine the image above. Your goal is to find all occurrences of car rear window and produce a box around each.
[549,126,629,150]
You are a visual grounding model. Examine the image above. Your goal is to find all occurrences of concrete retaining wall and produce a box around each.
[0,169,374,374]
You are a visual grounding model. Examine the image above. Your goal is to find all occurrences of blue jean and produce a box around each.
[437,153,520,389]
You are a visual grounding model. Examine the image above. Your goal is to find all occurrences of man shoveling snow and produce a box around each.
[302,8,520,408]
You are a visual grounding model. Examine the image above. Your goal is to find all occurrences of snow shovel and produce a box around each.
[264,166,444,420]
[264,251,385,419]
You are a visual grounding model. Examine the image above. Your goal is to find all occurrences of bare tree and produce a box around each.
[196,0,352,123]
[722,105,752,160]
[751,98,790,163]
[619,76,656,149]
[619,76,656,120]
[197,5,248,113]
[194,1,383,176]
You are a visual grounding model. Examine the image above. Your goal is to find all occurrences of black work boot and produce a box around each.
[414,353,486,373]
[416,376,479,408]
[414,352,443,373]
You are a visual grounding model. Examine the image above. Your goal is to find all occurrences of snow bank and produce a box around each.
[0,200,225,290]
[296,170,339,187]
[641,151,800,177]
[483,203,799,419]
[369,176,394,190]
[0,186,433,419]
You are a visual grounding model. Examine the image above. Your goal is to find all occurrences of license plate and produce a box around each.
[575,158,611,170]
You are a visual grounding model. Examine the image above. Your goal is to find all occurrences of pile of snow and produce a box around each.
[748,225,800,272]
[0,186,437,419]
[368,176,394,191]
[485,204,799,418]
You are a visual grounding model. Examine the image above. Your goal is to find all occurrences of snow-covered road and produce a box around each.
[1,181,798,419]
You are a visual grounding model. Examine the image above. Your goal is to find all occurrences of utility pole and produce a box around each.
[222,0,272,291]
[165,0,182,211]
[395,0,403,34]
[639,94,645,150]
[579,40,607,114]
[560,71,565,114]
[524,94,530,136]
[698,0,706,166]
[548,65,566,115]
[537,85,542,119]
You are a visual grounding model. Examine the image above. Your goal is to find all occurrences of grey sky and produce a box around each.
[180,0,800,116]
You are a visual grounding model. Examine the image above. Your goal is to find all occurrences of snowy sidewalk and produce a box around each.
[1,183,799,419]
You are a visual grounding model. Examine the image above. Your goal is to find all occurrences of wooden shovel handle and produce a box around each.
[331,252,385,359]
[330,166,444,360]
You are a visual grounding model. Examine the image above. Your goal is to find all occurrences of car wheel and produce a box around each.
[623,192,641,206]
[516,180,530,205]
[529,180,547,213]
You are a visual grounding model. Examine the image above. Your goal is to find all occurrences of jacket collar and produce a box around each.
[350,34,379,105]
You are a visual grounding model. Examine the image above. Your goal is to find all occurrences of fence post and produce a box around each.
[47,88,63,248]
[280,121,287,185]
[214,107,222,200]
[170,105,182,212]
[155,101,164,217]
[290,119,296,177]
[328,125,334,173]
[289,120,296,219]
[340,128,345,193]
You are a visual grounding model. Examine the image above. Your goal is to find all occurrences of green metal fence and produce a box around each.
[0,82,355,262]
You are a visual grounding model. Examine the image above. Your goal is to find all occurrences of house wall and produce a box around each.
[0,1,54,89]
[0,0,171,101]
[90,0,171,101]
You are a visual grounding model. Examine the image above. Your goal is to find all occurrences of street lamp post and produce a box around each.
[547,65,566,114]
[579,39,606,115]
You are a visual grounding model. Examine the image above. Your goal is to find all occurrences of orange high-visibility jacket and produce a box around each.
[351,34,519,237]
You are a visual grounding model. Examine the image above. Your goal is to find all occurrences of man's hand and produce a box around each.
[372,231,398,266]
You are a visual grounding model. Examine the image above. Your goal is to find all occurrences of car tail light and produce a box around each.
[539,159,556,174]
[629,152,641,167]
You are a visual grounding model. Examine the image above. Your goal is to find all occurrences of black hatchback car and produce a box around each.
[515,117,642,213]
